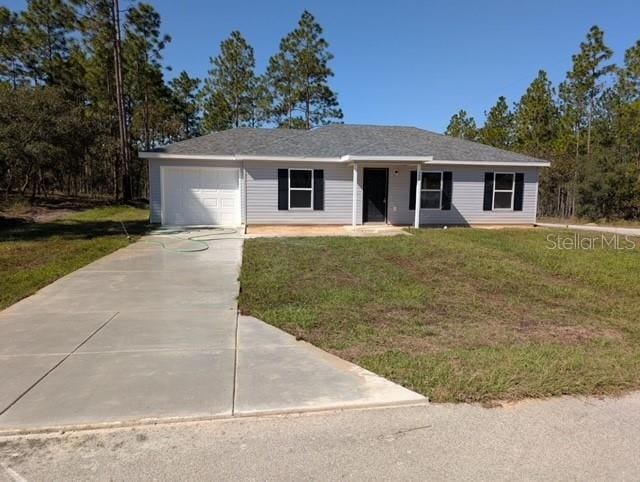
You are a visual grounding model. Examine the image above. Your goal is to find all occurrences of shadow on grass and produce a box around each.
[0,218,150,242]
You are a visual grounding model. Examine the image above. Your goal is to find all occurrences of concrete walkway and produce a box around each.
[537,222,640,237]
[0,231,422,432]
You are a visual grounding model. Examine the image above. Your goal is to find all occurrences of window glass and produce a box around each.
[495,173,514,191]
[419,171,442,209]
[290,189,312,208]
[422,172,442,190]
[494,191,512,209]
[421,191,441,209]
[290,169,312,188]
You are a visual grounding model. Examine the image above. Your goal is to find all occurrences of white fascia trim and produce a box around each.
[426,159,551,167]
[139,152,344,162]
[237,155,343,162]
[141,152,237,160]
[140,152,550,167]
[342,155,434,162]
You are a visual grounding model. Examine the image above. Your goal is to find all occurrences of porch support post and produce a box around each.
[352,163,358,230]
[414,163,422,228]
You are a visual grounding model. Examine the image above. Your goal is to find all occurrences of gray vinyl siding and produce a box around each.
[245,163,538,225]
[245,161,353,224]
[147,158,244,224]
[149,158,540,225]
[380,165,539,225]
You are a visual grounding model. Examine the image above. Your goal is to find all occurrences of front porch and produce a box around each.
[245,224,410,238]
[350,161,437,229]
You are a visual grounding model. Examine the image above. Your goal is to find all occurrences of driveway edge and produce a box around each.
[0,400,430,438]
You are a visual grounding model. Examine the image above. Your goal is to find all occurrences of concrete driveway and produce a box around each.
[0,231,422,432]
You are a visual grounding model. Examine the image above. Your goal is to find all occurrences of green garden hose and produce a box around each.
[139,227,239,253]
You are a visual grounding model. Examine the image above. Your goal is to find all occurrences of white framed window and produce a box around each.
[421,171,443,210]
[289,168,313,209]
[493,172,515,210]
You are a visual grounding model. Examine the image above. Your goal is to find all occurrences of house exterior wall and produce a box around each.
[381,164,539,225]
[149,158,541,225]
[148,158,244,224]
[245,163,539,225]
[245,161,355,224]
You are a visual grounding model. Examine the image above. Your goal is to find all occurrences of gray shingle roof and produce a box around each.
[147,124,548,164]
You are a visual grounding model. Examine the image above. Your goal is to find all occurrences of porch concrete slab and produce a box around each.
[0,312,116,356]
[234,316,425,415]
[0,349,235,429]
[0,355,63,412]
[245,225,410,238]
[77,310,237,353]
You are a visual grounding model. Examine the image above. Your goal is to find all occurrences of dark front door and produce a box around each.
[363,168,388,223]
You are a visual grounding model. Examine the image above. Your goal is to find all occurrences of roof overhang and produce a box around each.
[426,159,551,167]
[341,155,434,162]
[139,152,343,162]
[139,152,550,167]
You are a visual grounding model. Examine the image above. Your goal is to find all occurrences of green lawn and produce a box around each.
[0,205,149,310]
[239,228,640,403]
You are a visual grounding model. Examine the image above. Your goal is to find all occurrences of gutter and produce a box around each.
[139,152,550,167]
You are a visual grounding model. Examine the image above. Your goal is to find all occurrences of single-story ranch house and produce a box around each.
[139,124,550,228]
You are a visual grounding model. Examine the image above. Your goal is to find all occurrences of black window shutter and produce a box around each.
[313,169,324,210]
[483,172,494,211]
[442,171,453,210]
[514,173,524,211]
[277,169,288,210]
[409,170,417,210]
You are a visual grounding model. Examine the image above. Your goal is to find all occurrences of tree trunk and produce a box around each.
[111,0,132,202]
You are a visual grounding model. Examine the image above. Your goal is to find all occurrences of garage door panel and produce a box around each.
[162,167,241,226]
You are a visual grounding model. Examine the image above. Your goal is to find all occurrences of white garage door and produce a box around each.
[162,167,241,226]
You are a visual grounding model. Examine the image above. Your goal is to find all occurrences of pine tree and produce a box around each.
[579,40,640,219]
[0,7,27,88]
[479,96,513,149]
[124,2,173,151]
[560,26,614,160]
[170,70,201,138]
[266,10,342,129]
[513,71,558,157]
[202,90,233,132]
[20,0,77,85]
[265,50,297,127]
[445,109,478,140]
[73,0,130,200]
[203,30,257,130]
[611,41,640,165]
[246,74,271,127]
[558,26,614,216]
[512,70,565,217]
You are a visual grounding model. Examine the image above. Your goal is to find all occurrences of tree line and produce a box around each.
[0,2,342,202]
[445,26,640,220]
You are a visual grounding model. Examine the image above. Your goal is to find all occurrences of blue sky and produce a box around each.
[6,0,640,131]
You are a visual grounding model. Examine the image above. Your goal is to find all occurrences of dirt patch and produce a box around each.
[0,195,146,225]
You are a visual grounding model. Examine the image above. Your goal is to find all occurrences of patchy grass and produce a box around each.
[239,228,640,403]
[0,205,149,310]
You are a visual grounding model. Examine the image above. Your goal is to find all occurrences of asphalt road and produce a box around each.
[1,392,640,481]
